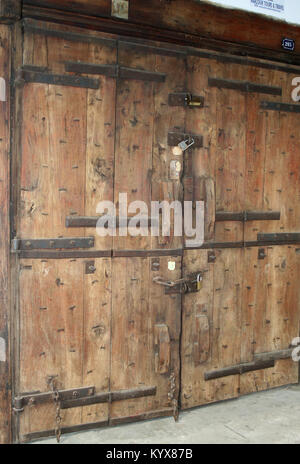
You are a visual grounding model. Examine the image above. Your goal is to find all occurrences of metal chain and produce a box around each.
[168,372,179,422]
[54,390,62,443]
[48,377,62,443]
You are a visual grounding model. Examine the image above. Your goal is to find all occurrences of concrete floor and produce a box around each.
[33,385,300,444]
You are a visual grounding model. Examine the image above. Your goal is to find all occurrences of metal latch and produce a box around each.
[153,272,203,294]
[178,137,195,152]
[185,93,204,108]
[168,92,204,108]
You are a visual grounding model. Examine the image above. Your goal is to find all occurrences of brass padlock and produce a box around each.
[185,94,204,108]
[197,273,203,291]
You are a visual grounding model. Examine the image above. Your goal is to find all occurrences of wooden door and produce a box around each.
[13,20,186,442]
[181,53,300,409]
[12,19,300,442]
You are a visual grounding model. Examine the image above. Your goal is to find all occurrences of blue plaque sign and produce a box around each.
[282,38,295,51]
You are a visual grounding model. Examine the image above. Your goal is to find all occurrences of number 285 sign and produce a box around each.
[282,38,295,51]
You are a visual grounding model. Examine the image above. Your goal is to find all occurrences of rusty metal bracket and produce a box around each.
[205,360,275,381]
[209,77,282,96]
[11,237,95,251]
[60,386,157,409]
[168,92,204,108]
[215,211,280,222]
[154,271,203,294]
[257,233,300,244]
[258,248,267,260]
[65,62,166,82]
[208,251,216,263]
[168,131,203,149]
[261,101,300,113]
[85,261,96,274]
[17,67,100,89]
[14,386,95,411]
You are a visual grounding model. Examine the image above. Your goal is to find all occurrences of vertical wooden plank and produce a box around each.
[49,85,87,238]
[214,64,246,243]
[209,248,243,401]
[20,84,52,238]
[110,257,151,418]
[244,66,267,219]
[19,258,85,436]
[241,246,300,394]
[181,250,214,409]
[182,249,242,408]
[149,256,181,415]
[111,255,181,420]
[0,24,11,445]
[254,69,283,238]
[114,48,155,250]
[185,56,218,243]
[82,257,112,424]
[85,76,116,250]
[20,84,87,239]
[151,52,186,250]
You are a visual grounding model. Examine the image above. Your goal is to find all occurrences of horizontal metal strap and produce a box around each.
[257,233,300,244]
[119,41,187,58]
[21,408,173,443]
[261,101,300,113]
[209,77,282,96]
[65,62,117,77]
[188,48,300,74]
[17,67,100,89]
[65,62,166,82]
[66,216,158,228]
[60,386,157,409]
[11,237,95,251]
[15,248,183,259]
[14,386,95,409]
[216,211,280,222]
[254,348,293,363]
[23,21,117,47]
[204,360,275,381]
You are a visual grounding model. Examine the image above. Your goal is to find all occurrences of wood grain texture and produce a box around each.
[111,256,181,419]
[151,49,186,250]
[181,248,243,409]
[241,246,300,394]
[12,22,300,440]
[114,46,155,250]
[22,1,300,66]
[0,24,11,445]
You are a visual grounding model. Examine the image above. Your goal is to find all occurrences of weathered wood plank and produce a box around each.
[0,24,11,445]
[214,61,246,243]
[19,259,85,436]
[81,258,112,424]
[151,49,186,250]
[113,47,155,250]
[240,246,300,395]
[22,1,300,66]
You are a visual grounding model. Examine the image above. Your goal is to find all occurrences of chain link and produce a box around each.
[168,372,179,422]
[48,377,62,443]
